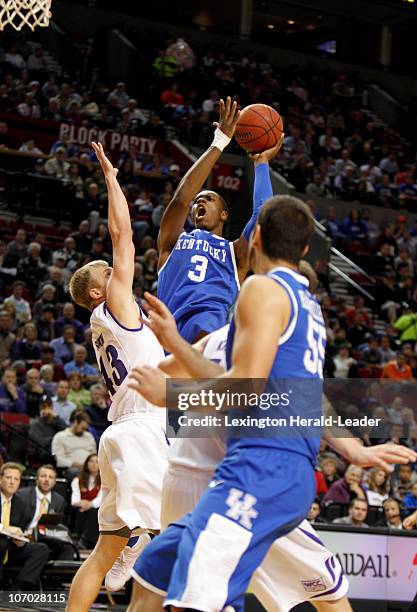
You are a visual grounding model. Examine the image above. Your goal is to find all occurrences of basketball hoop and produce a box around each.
[0,0,52,31]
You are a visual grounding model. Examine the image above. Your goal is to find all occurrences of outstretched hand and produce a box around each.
[213,97,240,139]
[249,133,285,166]
[140,292,182,355]
[92,141,118,178]
[348,442,417,472]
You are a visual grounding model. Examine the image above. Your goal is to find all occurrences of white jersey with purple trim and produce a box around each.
[167,324,228,472]
[90,301,166,423]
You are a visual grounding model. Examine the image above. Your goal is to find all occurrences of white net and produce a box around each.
[0,0,52,31]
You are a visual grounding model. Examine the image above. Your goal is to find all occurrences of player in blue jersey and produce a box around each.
[126,194,329,612]
[157,96,284,343]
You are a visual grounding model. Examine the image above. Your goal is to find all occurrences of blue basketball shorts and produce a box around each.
[131,447,316,612]
[177,309,228,343]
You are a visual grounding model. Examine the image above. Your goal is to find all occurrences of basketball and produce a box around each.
[235,104,284,154]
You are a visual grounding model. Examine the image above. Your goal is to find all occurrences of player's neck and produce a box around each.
[257,257,299,275]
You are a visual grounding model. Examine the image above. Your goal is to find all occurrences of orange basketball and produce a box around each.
[235,104,284,154]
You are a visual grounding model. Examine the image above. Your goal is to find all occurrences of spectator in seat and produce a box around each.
[398,174,417,210]
[320,456,339,490]
[4,281,31,324]
[394,303,417,344]
[27,47,48,75]
[360,337,382,369]
[0,462,49,589]
[387,396,405,425]
[375,174,397,207]
[32,284,57,319]
[377,498,403,529]
[347,312,372,348]
[11,322,43,363]
[160,81,184,107]
[0,310,16,367]
[55,302,84,343]
[307,498,327,525]
[71,453,102,549]
[44,147,70,179]
[85,384,109,443]
[379,152,399,178]
[53,237,80,273]
[50,325,77,365]
[333,346,357,378]
[0,367,26,414]
[70,220,93,254]
[345,296,371,327]
[379,336,396,364]
[39,364,57,396]
[17,464,74,560]
[5,45,26,70]
[323,465,366,505]
[333,498,369,527]
[52,379,76,425]
[17,242,48,298]
[64,346,99,384]
[365,468,390,506]
[21,368,48,418]
[381,351,413,380]
[403,482,417,511]
[67,372,91,410]
[107,82,129,109]
[5,229,27,268]
[52,410,96,481]
[392,465,413,500]
[35,304,56,343]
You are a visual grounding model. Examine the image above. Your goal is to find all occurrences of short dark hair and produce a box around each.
[37,464,57,477]
[258,196,314,265]
[350,497,368,509]
[69,409,90,424]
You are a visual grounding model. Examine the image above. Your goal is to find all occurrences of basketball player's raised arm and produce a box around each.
[233,136,284,283]
[157,97,240,270]
[92,142,137,327]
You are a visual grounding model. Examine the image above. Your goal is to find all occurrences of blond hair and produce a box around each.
[69,260,108,310]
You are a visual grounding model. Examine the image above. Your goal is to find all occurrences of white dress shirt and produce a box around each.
[28,487,52,530]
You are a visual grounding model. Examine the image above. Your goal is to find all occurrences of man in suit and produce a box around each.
[0,462,49,589]
[16,464,74,560]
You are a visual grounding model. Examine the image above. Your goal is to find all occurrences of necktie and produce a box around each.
[2,498,10,564]
[38,497,48,522]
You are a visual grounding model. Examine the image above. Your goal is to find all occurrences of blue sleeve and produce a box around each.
[242,163,273,241]
[14,389,27,414]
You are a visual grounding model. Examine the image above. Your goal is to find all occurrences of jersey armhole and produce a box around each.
[272,276,298,345]
[103,301,143,333]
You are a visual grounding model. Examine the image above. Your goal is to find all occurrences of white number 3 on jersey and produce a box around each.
[304,314,326,377]
[188,255,208,283]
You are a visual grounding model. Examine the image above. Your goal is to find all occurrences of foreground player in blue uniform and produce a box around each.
[157,96,283,342]
[128,194,327,611]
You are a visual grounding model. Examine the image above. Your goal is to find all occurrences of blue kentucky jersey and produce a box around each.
[225,266,326,465]
[158,229,240,341]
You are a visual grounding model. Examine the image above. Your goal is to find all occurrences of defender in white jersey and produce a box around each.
[66,143,168,612]
[127,293,417,612]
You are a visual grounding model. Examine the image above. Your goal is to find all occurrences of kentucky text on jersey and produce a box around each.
[175,236,228,263]
[158,230,239,341]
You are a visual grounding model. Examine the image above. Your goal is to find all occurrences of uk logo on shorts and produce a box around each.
[225,488,258,529]
[301,576,327,592]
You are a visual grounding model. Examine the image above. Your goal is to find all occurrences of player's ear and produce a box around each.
[89,287,102,301]
[220,209,229,222]
[302,244,310,257]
